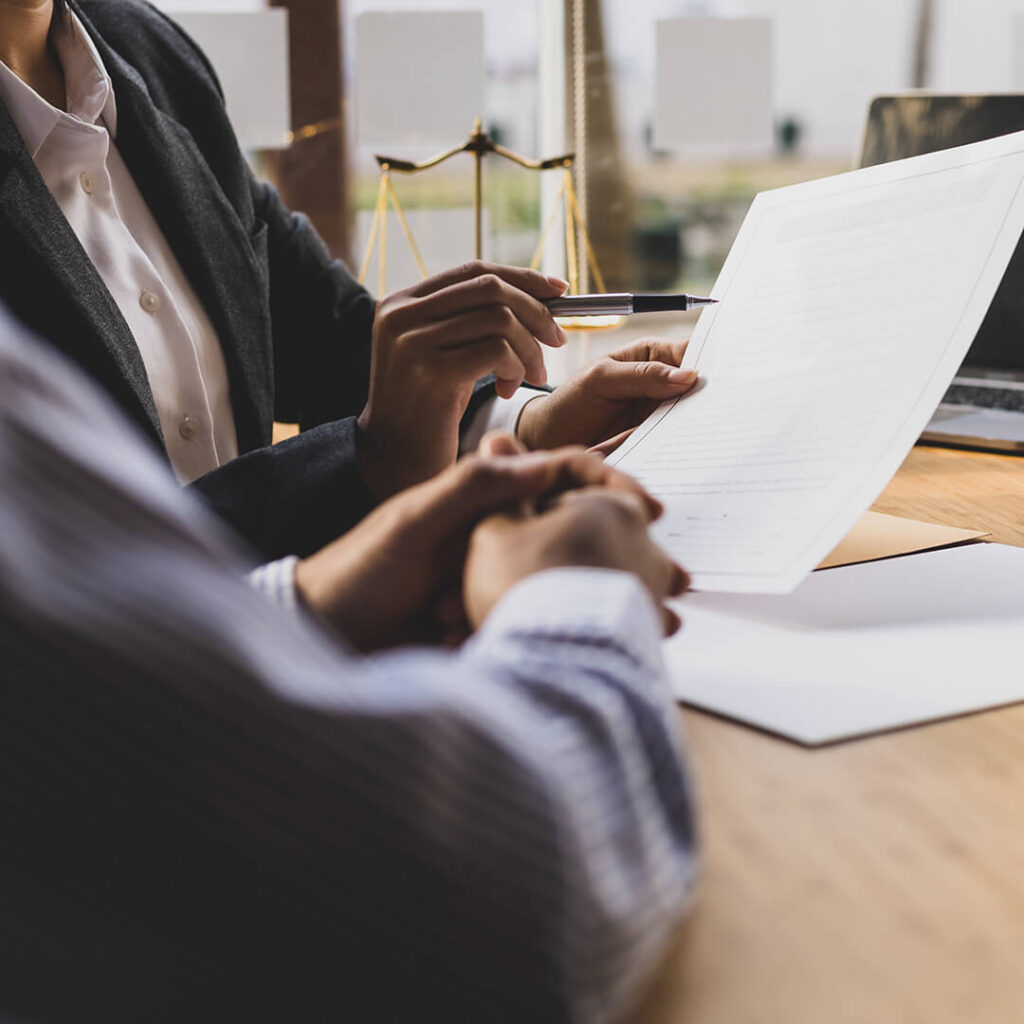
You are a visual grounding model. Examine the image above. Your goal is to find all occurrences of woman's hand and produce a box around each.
[296,433,662,651]
[516,339,698,456]
[357,262,569,499]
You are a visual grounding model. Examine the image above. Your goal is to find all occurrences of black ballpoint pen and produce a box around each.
[545,292,718,317]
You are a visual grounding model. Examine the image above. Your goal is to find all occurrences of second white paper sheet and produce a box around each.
[663,543,1024,745]
[610,132,1024,593]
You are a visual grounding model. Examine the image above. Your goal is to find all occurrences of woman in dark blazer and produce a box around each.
[0,0,696,560]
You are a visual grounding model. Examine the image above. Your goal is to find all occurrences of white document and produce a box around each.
[610,132,1024,593]
[665,543,1024,745]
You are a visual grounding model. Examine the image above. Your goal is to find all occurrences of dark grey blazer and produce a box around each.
[0,0,495,560]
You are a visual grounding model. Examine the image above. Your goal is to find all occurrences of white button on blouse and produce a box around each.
[178,414,199,441]
[0,13,239,483]
[0,11,528,477]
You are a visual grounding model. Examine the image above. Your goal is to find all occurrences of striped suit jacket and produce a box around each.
[0,309,697,1022]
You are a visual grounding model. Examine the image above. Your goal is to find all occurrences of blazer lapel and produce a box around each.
[0,105,164,445]
[82,27,273,453]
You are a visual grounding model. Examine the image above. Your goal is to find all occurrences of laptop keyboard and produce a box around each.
[944,382,1024,412]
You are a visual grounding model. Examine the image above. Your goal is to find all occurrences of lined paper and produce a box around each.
[610,133,1024,592]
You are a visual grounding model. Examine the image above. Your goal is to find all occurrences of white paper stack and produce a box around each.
[665,544,1024,745]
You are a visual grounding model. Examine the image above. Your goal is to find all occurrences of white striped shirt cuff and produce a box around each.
[474,567,668,683]
[459,388,546,453]
[247,556,300,611]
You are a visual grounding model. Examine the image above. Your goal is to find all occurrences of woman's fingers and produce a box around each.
[663,605,683,637]
[449,441,663,521]
[434,335,528,393]
[438,306,549,384]
[376,262,572,404]
[478,432,528,458]
[402,306,549,387]
[608,337,690,366]
[587,357,699,400]
[516,448,664,520]
[670,560,690,596]
[411,273,567,348]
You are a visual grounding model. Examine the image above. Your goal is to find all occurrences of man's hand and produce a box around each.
[357,262,570,499]
[464,479,690,638]
[516,339,698,456]
[295,434,661,652]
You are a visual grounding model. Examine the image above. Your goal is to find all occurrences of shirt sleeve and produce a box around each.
[462,568,697,1020]
[0,312,696,1023]
[459,386,546,452]
[246,556,300,610]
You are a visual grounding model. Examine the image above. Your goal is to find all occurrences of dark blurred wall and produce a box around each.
[268,0,350,261]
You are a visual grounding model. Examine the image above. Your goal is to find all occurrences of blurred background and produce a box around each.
[153,0,1024,306]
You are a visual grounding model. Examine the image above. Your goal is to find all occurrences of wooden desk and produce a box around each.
[637,444,1024,1024]
[279,325,1024,1019]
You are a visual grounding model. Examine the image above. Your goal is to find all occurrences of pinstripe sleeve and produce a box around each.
[247,556,300,610]
[0,311,696,1023]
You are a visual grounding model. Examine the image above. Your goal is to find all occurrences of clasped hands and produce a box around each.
[296,434,689,652]
[356,260,699,498]
[327,259,698,650]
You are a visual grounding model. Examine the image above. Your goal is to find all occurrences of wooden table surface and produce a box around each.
[278,322,1024,1020]
[635,443,1024,1024]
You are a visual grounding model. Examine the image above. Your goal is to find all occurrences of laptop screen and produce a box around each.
[860,94,1024,374]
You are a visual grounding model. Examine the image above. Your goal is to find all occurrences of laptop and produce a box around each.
[860,93,1024,453]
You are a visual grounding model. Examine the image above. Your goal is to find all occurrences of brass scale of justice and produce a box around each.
[358,117,623,331]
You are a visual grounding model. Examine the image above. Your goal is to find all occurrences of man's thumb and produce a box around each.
[479,431,526,458]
